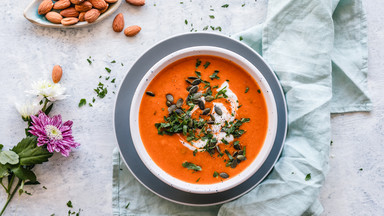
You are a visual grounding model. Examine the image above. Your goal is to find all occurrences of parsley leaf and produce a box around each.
[221,4,229,8]
[213,171,219,177]
[185,19,188,25]
[209,70,220,80]
[195,59,202,69]
[239,36,243,41]
[203,61,210,69]
[209,15,215,19]
[245,87,249,93]
[105,67,111,73]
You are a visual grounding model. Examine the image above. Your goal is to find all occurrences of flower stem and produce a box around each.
[7,175,15,195]
[0,179,21,216]
[0,180,7,192]
[42,98,49,112]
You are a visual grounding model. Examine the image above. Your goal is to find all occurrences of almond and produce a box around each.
[89,0,108,10]
[60,7,80,17]
[61,17,79,25]
[78,12,86,21]
[125,0,145,6]
[124,25,141,37]
[84,9,100,23]
[45,11,63,24]
[53,0,70,10]
[38,0,54,15]
[105,0,118,3]
[99,3,109,13]
[52,65,63,83]
[112,13,124,32]
[75,1,92,12]
[70,0,85,4]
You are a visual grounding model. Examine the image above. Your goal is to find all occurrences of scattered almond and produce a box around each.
[60,7,80,17]
[38,0,54,15]
[124,25,141,37]
[89,0,108,10]
[105,0,118,3]
[75,1,93,12]
[52,65,63,83]
[99,3,109,13]
[84,9,100,23]
[53,0,71,10]
[45,12,63,24]
[61,17,79,25]
[125,0,145,6]
[70,0,85,4]
[112,13,124,32]
[78,12,86,21]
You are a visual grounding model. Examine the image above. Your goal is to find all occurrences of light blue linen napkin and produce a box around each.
[112,0,371,215]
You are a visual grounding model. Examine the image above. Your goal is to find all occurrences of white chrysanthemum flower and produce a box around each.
[26,80,68,101]
[15,101,43,120]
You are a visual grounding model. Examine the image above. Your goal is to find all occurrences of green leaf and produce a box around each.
[78,99,87,107]
[12,137,53,165]
[0,150,19,165]
[213,171,219,178]
[0,164,10,178]
[182,162,202,171]
[11,166,36,182]
[0,144,3,150]
[44,103,54,115]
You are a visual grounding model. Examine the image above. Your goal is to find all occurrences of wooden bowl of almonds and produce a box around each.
[24,0,123,28]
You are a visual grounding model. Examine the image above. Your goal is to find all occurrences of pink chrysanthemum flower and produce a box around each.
[29,112,80,157]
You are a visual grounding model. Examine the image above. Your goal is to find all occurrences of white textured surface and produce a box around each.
[0,0,382,215]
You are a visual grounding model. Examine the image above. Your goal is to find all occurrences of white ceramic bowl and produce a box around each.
[130,46,278,194]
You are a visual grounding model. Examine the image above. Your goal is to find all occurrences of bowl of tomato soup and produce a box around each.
[130,46,278,194]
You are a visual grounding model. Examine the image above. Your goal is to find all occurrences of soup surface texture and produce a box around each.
[139,55,268,184]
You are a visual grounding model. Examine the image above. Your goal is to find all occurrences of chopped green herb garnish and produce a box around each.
[106,76,110,80]
[180,1,183,4]
[245,87,249,93]
[125,202,130,209]
[196,177,200,182]
[193,149,198,156]
[43,186,47,190]
[209,15,215,19]
[359,168,363,171]
[234,141,240,149]
[88,103,93,107]
[185,19,188,25]
[78,99,86,107]
[221,138,229,145]
[94,82,108,98]
[210,26,215,30]
[221,4,229,8]
[182,162,202,171]
[257,89,261,93]
[237,105,242,108]
[209,70,220,80]
[87,59,92,65]
[242,3,245,7]
[111,78,116,83]
[24,191,32,195]
[195,71,201,78]
[111,60,116,63]
[67,200,73,208]
[305,173,311,181]
[195,59,202,68]
[203,26,209,31]
[213,171,219,177]
[239,36,243,41]
[92,97,95,103]
[105,67,111,73]
[203,61,210,69]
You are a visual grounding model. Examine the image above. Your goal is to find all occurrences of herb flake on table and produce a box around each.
[222,4,229,8]
[105,67,111,73]
[67,200,73,208]
[209,15,215,19]
[239,36,243,41]
[78,99,86,107]
[305,173,311,181]
[125,202,130,209]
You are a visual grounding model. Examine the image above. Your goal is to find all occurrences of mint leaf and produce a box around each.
[11,166,36,182]
[0,150,19,165]
[182,162,202,171]
[78,99,86,107]
[12,137,53,165]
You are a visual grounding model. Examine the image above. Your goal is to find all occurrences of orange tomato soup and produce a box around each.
[139,55,268,184]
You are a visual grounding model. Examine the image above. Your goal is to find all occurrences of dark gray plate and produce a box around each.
[114,32,287,206]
